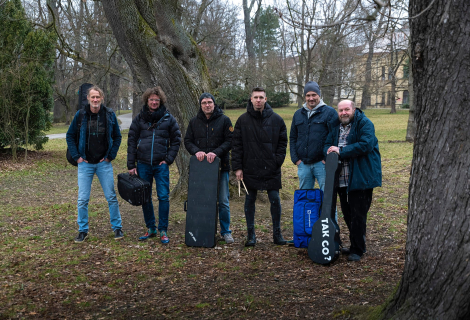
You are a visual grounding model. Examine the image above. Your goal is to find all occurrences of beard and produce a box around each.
[340,115,353,125]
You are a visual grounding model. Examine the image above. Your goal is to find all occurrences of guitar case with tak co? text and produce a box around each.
[184,155,220,248]
[308,152,342,265]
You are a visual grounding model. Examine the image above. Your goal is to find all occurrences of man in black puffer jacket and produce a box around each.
[232,87,289,247]
[184,93,234,244]
[127,86,181,244]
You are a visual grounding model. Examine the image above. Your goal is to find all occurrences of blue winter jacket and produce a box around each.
[66,105,122,162]
[323,109,382,191]
[290,103,337,164]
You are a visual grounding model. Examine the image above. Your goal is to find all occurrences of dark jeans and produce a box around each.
[244,189,282,232]
[137,162,170,231]
[337,187,373,256]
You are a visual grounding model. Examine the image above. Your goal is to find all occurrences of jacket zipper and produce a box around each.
[151,124,155,165]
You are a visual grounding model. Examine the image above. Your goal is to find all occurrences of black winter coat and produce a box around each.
[127,105,181,169]
[184,106,233,171]
[231,101,288,190]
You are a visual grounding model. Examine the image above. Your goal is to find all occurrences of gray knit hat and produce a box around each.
[304,81,321,96]
[199,93,216,106]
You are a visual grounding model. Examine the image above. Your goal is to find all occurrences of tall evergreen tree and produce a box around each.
[0,0,55,160]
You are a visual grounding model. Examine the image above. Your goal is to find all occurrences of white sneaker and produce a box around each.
[223,233,234,244]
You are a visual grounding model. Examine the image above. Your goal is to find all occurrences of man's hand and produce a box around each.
[235,169,243,181]
[159,160,167,165]
[77,157,87,164]
[195,151,205,162]
[206,152,216,163]
[129,168,137,175]
[295,160,302,166]
[100,158,110,162]
[327,146,340,155]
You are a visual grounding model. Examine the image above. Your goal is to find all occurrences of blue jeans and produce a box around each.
[297,161,326,190]
[297,161,338,221]
[218,171,231,235]
[77,161,122,232]
[137,162,170,231]
[244,189,282,231]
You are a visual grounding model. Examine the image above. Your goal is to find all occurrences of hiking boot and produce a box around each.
[74,232,88,243]
[347,253,361,262]
[273,229,287,245]
[138,229,157,241]
[160,230,169,244]
[245,228,256,247]
[114,229,124,240]
[341,247,350,255]
[223,233,234,244]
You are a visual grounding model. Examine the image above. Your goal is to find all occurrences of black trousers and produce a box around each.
[337,187,373,256]
[244,188,282,232]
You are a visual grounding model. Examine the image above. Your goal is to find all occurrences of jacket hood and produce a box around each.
[246,100,273,119]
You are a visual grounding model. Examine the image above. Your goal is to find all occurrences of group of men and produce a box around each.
[66,81,381,262]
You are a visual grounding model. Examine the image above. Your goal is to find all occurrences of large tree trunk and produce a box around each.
[101,0,210,196]
[382,0,470,318]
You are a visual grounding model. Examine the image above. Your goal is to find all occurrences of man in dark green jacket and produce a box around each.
[324,100,382,261]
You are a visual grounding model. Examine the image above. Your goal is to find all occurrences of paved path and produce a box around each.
[47,112,133,140]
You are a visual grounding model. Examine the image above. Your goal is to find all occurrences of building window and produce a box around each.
[403,90,409,104]
[381,92,385,105]
[381,66,385,81]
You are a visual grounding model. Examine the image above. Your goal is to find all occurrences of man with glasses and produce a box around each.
[184,93,234,244]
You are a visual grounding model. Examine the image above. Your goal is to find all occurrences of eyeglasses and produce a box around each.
[201,101,214,106]
[149,99,160,102]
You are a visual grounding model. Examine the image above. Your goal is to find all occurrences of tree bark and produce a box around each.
[243,0,261,88]
[405,48,416,142]
[101,0,210,196]
[382,0,470,318]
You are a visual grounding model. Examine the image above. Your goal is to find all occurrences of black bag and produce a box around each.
[117,173,151,206]
[184,156,220,248]
[308,153,342,265]
[66,83,92,166]
[66,110,85,167]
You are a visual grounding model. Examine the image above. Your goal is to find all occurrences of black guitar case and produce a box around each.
[184,155,220,248]
[308,152,342,264]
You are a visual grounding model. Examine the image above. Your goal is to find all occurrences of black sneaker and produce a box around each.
[347,253,361,262]
[75,232,88,243]
[114,229,124,240]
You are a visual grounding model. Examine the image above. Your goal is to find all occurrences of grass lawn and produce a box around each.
[0,107,411,319]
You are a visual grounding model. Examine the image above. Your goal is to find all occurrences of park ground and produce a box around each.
[0,107,412,319]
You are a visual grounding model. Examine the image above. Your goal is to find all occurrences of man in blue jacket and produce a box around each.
[290,81,337,191]
[66,86,123,243]
[325,100,382,262]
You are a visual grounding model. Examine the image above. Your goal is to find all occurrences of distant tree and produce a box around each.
[0,0,55,160]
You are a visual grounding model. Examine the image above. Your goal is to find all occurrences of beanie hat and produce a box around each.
[304,81,321,97]
[199,93,216,107]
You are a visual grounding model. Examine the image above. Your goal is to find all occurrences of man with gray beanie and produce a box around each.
[184,93,234,243]
[290,81,337,191]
